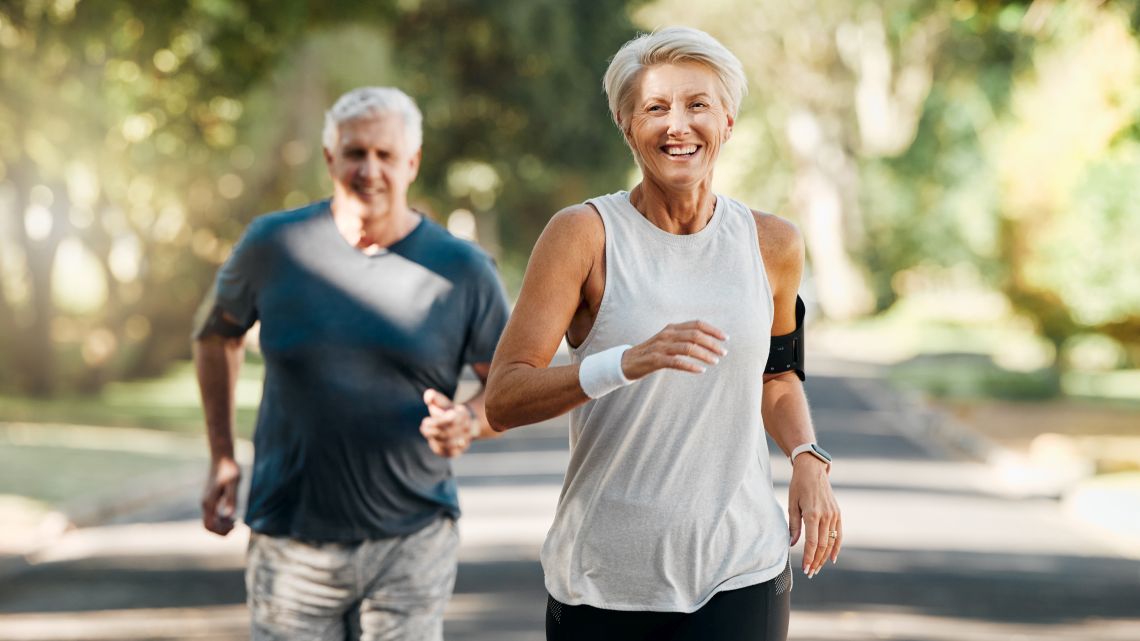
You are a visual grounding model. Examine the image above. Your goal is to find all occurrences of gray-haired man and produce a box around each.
[193,87,510,640]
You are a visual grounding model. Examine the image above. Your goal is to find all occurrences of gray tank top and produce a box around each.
[541,191,790,612]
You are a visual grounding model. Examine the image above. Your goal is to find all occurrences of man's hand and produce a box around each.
[201,457,241,536]
[420,389,476,458]
[788,456,841,578]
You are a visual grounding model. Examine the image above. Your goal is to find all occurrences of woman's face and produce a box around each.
[623,62,734,190]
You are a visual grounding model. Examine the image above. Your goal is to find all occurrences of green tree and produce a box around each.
[0,0,641,396]
[637,0,951,319]
[636,0,1140,374]
[0,0,319,394]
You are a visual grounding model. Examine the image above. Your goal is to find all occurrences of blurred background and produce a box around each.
[1,1,1138,640]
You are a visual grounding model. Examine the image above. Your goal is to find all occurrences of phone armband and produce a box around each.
[765,295,805,381]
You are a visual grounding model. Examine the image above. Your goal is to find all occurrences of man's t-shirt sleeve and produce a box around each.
[463,255,510,365]
[193,219,266,339]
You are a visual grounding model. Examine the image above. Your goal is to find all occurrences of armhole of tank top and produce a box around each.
[746,205,777,331]
[567,199,611,355]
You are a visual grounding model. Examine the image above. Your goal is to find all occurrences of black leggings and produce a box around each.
[545,561,792,641]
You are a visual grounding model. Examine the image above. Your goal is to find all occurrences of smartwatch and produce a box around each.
[790,443,832,471]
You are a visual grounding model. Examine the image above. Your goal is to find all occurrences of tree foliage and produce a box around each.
[637,0,1140,369]
[0,0,640,395]
[4,0,1138,397]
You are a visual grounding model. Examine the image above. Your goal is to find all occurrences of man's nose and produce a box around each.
[359,154,382,177]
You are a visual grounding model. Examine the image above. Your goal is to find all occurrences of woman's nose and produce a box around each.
[667,109,691,136]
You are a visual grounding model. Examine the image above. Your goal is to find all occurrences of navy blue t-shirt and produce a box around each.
[209,200,509,541]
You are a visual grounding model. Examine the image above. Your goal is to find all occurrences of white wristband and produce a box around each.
[578,344,633,399]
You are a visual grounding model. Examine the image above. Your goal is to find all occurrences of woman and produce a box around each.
[485,27,841,641]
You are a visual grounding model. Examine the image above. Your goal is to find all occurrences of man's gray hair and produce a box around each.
[602,27,747,131]
[322,87,423,151]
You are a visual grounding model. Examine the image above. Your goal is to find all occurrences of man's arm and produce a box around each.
[194,328,246,536]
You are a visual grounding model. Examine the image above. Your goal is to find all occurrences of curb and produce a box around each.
[810,354,1004,463]
[0,465,203,583]
[0,436,253,583]
[845,376,1003,463]
[814,356,1095,500]
[61,461,206,529]
[0,549,32,581]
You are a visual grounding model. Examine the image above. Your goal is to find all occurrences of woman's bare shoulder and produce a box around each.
[536,202,605,253]
[549,202,604,233]
[751,209,804,269]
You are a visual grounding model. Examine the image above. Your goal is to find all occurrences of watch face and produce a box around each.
[810,444,833,463]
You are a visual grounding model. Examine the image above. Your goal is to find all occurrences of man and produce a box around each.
[193,86,510,640]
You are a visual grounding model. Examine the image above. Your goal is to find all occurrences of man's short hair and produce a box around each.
[322,87,424,152]
[602,27,747,133]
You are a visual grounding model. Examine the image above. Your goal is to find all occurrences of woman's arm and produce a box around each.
[486,204,728,431]
[485,205,603,430]
[757,213,816,454]
[755,212,842,578]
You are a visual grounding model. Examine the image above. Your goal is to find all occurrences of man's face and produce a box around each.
[323,112,421,218]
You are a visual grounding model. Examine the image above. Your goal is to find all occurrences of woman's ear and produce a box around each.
[615,112,630,139]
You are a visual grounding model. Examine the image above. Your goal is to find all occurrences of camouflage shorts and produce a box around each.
[246,517,459,641]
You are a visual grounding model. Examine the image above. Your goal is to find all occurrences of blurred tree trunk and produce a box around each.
[7,165,68,396]
[0,0,641,396]
[786,110,873,320]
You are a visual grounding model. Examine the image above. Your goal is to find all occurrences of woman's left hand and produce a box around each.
[788,456,841,578]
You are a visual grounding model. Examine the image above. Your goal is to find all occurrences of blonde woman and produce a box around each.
[485,27,841,641]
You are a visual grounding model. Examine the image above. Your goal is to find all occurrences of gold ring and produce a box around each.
[828,530,838,539]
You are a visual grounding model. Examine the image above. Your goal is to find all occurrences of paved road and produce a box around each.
[1,365,1138,640]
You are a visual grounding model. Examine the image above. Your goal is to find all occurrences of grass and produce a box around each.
[0,358,264,437]
[887,355,1063,400]
[0,441,202,506]
[813,295,1140,404]
[0,353,261,508]
[0,358,263,513]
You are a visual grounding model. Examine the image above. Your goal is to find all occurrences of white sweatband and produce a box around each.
[578,344,633,399]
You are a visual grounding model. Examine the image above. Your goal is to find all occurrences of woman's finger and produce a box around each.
[831,519,843,563]
[800,510,820,575]
[662,341,722,365]
[674,320,727,341]
[812,518,835,576]
[661,354,711,374]
[677,329,728,356]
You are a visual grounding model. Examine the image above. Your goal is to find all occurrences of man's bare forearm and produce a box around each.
[194,335,245,461]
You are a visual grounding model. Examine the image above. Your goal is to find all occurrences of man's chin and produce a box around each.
[336,195,390,216]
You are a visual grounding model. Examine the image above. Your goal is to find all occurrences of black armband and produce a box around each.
[193,304,250,340]
[765,295,805,381]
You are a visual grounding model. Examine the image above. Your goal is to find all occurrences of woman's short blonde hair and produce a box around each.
[603,27,747,131]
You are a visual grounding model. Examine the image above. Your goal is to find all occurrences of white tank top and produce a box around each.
[541,191,790,612]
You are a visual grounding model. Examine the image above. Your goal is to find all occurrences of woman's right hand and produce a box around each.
[622,320,728,380]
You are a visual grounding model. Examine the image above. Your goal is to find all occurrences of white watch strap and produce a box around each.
[790,443,816,461]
